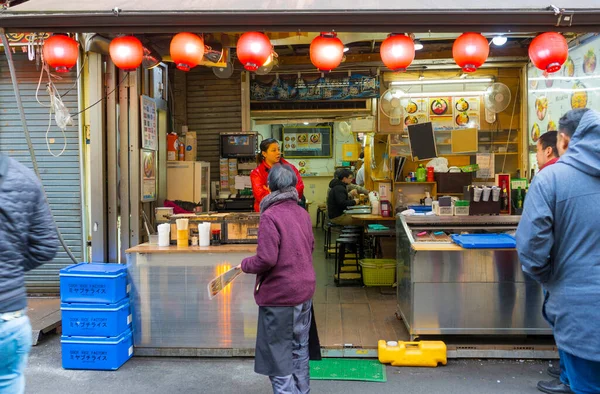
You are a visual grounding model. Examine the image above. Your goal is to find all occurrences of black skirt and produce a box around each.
[254,303,321,376]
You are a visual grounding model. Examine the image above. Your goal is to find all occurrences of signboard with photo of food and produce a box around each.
[527,34,600,148]
[429,97,452,116]
[281,126,333,158]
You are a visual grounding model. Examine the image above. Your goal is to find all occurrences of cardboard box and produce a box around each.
[185,132,197,161]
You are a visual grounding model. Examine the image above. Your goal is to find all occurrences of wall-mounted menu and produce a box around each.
[400,96,481,131]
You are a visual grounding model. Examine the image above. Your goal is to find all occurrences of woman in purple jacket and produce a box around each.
[238,163,316,394]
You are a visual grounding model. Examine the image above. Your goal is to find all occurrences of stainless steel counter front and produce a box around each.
[397,215,551,339]
[126,244,258,355]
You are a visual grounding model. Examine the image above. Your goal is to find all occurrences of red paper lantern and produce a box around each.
[380,34,415,72]
[170,32,205,72]
[529,32,568,74]
[42,34,79,73]
[310,32,345,72]
[452,32,490,73]
[109,36,144,72]
[236,32,272,72]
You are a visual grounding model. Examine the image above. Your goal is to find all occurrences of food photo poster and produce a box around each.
[528,35,598,147]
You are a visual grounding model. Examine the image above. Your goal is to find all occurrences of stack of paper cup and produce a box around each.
[198,222,211,247]
[157,223,170,247]
[176,219,189,247]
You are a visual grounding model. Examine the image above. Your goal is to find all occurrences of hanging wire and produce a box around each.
[71,73,128,119]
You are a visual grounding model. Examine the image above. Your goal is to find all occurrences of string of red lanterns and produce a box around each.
[41,30,570,79]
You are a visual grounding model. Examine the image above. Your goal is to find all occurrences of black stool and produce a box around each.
[316,205,327,231]
[334,237,364,287]
[324,221,343,257]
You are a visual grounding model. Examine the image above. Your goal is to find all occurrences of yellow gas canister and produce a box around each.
[378,340,447,367]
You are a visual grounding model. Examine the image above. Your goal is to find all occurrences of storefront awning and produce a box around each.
[2,0,600,32]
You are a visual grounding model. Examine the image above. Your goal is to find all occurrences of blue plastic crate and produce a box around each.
[61,298,132,337]
[61,329,133,370]
[60,263,129,304]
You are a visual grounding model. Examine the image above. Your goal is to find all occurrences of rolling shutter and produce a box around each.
[0,51,83,293]
[185,68,242,181]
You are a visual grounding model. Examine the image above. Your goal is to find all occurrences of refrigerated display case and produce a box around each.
[396,215,551,339]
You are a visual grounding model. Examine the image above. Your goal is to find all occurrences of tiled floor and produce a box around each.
[311,228,409,349]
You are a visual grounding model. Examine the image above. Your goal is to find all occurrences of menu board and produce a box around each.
[400,96,481,131]
[281,126,332,158]
[527,35,600,147]
[140,95,157,151]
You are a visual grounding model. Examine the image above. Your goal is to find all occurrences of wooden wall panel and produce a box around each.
[184,68,242,181]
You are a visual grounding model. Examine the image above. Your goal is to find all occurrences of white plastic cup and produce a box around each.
[492,186,501,202]
[482,186,491,202]
[473,187,483,202]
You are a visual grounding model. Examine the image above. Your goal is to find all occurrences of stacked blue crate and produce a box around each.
[59,263,133,370]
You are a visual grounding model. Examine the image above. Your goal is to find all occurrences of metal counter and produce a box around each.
[396,215,552,339]
[126,244,258,356]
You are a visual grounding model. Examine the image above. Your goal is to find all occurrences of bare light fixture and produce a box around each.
[413,40,424,50]
[343,47,350,53]
[492,35,508,46]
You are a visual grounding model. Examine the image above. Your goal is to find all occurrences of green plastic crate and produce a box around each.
[359,259,397,286]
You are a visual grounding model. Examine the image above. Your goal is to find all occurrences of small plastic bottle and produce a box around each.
[395,188,407,213]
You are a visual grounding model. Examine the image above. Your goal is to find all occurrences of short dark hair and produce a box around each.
[359,152,364,160]
[538,130,558,158]
[558,108,591,137]
[267,163,297,192]
[335,168,353,180]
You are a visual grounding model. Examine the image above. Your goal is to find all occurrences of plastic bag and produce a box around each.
[426,157,449,173]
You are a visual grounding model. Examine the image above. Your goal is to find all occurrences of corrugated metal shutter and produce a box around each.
[186,68,242,181]
[0,52,83,293]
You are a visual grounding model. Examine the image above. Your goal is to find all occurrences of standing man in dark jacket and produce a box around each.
[0,153,58,394]
[516,109,600,394]
[327,169,359,226]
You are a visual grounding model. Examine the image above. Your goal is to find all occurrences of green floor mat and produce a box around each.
[309,358,387,382]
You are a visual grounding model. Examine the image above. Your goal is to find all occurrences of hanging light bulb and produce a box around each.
[492,35,508,46]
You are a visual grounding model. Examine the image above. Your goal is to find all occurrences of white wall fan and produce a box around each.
[338,121,353,138]
[483,82,512,123]
[379,88,405,126]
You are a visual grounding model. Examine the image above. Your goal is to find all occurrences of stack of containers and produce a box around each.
[59,263,133,371]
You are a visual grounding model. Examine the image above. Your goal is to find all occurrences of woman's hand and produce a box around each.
[234,264,242,271]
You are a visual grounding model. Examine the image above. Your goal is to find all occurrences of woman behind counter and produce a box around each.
[250,138,304,212]
[239,163,316,394]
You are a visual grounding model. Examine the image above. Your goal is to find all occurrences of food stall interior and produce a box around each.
[19,26,593,358]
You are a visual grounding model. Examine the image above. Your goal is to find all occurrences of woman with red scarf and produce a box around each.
[250,138,304,212]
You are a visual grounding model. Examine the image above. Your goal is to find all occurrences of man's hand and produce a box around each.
[349,189,358,197]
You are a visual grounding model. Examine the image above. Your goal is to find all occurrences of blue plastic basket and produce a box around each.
[60,263,128,304]
[61,298,132,337]
[61,329,133,370]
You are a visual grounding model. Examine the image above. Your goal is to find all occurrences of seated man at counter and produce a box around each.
[327,169,359,226]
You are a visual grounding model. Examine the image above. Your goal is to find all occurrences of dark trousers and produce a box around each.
[559,349,600,394]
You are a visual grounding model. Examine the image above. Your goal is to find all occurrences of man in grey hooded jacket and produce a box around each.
[0,153,58,393]
[516,109,600,394]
